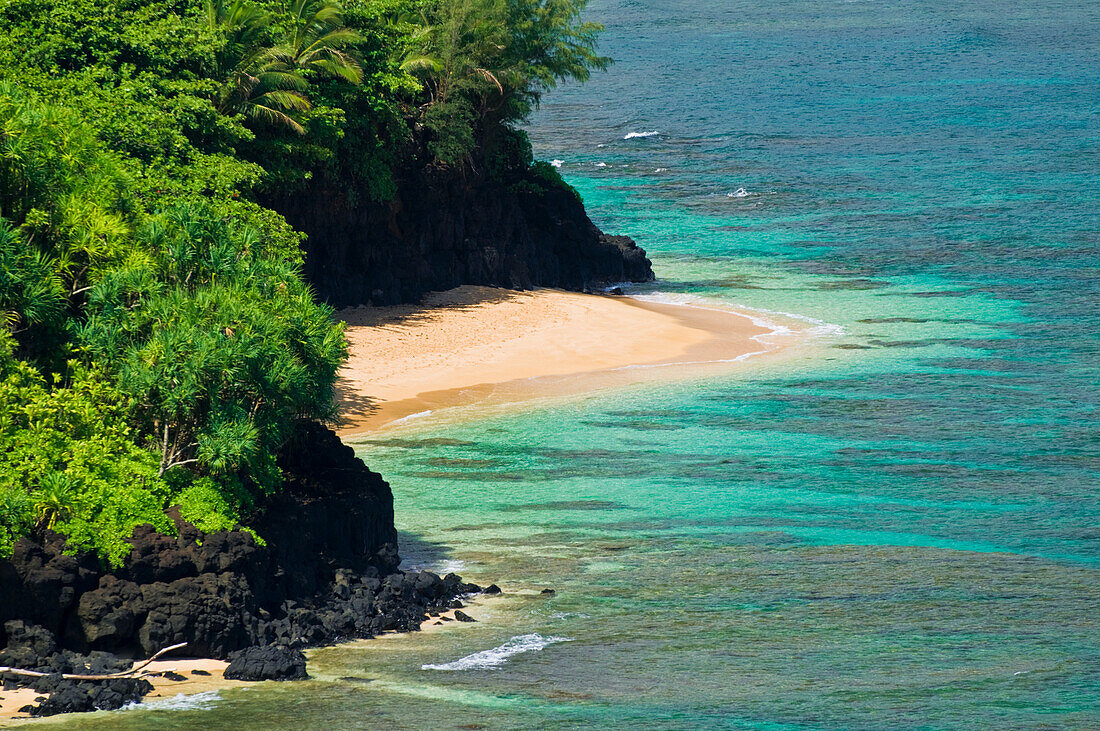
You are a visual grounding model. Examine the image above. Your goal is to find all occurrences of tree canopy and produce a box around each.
[0,0,607,565]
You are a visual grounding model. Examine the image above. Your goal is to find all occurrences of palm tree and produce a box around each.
[206,0,312,133]
[33,472,75,532]
[207,0,363,134]
[277,0,364,84]
[206,0,313,133]
[206,0,271,75]
[393,9,441,84]
[398,0,507,108]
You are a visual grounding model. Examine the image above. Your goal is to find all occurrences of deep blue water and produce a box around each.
[72,1,1098,728]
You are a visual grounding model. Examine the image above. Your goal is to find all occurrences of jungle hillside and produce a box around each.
[0,0,608,565]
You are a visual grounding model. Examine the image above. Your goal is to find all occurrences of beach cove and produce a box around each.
[335,286,817,434]
[0,287,814,724]
[2,0,1096,727]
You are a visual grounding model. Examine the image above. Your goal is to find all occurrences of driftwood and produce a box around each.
[0,642,188,681]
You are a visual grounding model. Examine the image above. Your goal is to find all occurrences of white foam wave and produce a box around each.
[391,409,433,425]
[422,634,571,671]
[742,304,847,338]
[623,130,659,140]
[654,167,669,173]
[727,187,750,198]
[631,292,844,339]
[435,559,467,575]
[601,292,844,370]
[594,162,608,168]
[550,159,564,168]
[121,690,222,712]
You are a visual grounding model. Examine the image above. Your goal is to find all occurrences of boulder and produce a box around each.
[25,675,152,717]
[224,646,307,681]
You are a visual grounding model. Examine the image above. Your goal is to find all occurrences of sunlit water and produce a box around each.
[48,0,1099,728]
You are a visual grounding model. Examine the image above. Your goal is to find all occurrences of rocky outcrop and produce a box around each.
[0,421,489,716]
[0,422,399,660]
[0,620,150,716]
[224,645,307,681]
[271,165,654,307]
[1,563,481,716]
[18,674,152,717]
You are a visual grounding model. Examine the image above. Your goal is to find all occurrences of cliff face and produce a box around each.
[271,165,654,307]
[0,423,402,659]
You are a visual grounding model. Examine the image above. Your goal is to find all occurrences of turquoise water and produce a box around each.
[53,0,1098,728]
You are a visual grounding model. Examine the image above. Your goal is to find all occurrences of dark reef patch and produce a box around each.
[499,500,630,512]
[423,457,509,469]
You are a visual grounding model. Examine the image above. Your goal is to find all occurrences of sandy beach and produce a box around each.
[0,658,242,724]
[336,286,794,434]
[0,608,493,725]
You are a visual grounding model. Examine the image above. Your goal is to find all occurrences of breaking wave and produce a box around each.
[422,634,571,671]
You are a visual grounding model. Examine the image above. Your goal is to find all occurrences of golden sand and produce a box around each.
[335,286,795,434]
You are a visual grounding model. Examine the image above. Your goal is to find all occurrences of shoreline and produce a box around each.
[0,288,818,725]
[0,598,491,726]
[335,286,812,436]
[0,603,491,725]
[0,658,241,725]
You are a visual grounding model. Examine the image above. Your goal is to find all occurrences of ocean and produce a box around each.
[61,0,1098,727]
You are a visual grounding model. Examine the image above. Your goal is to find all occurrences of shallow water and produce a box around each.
[46,0,1098,728]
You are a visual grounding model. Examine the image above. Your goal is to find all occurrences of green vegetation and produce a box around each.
[0,0,606,565]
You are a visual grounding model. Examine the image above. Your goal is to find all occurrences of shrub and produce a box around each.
[0,335,173,565]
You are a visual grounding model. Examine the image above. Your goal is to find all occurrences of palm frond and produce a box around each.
[476,67,504,96]
[254,70,310,92]
[309,58,363,84]
[254,89,312,112]
[401,54,443,74]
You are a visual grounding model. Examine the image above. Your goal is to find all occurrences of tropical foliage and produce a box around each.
[0,336,172,564]
[0,0,606,565]
[397,0,608,164]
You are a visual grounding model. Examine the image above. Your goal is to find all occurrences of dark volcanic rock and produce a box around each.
[224,646,307,681]
[260,421,399,601]
[25,675,152,717]
[0,621,57,669]
[75,575,142,651]
[0,420,494,719]
[135,573,257,657]
[0,534,98,639]
[0,421,404,662]
[270,165,654,308]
